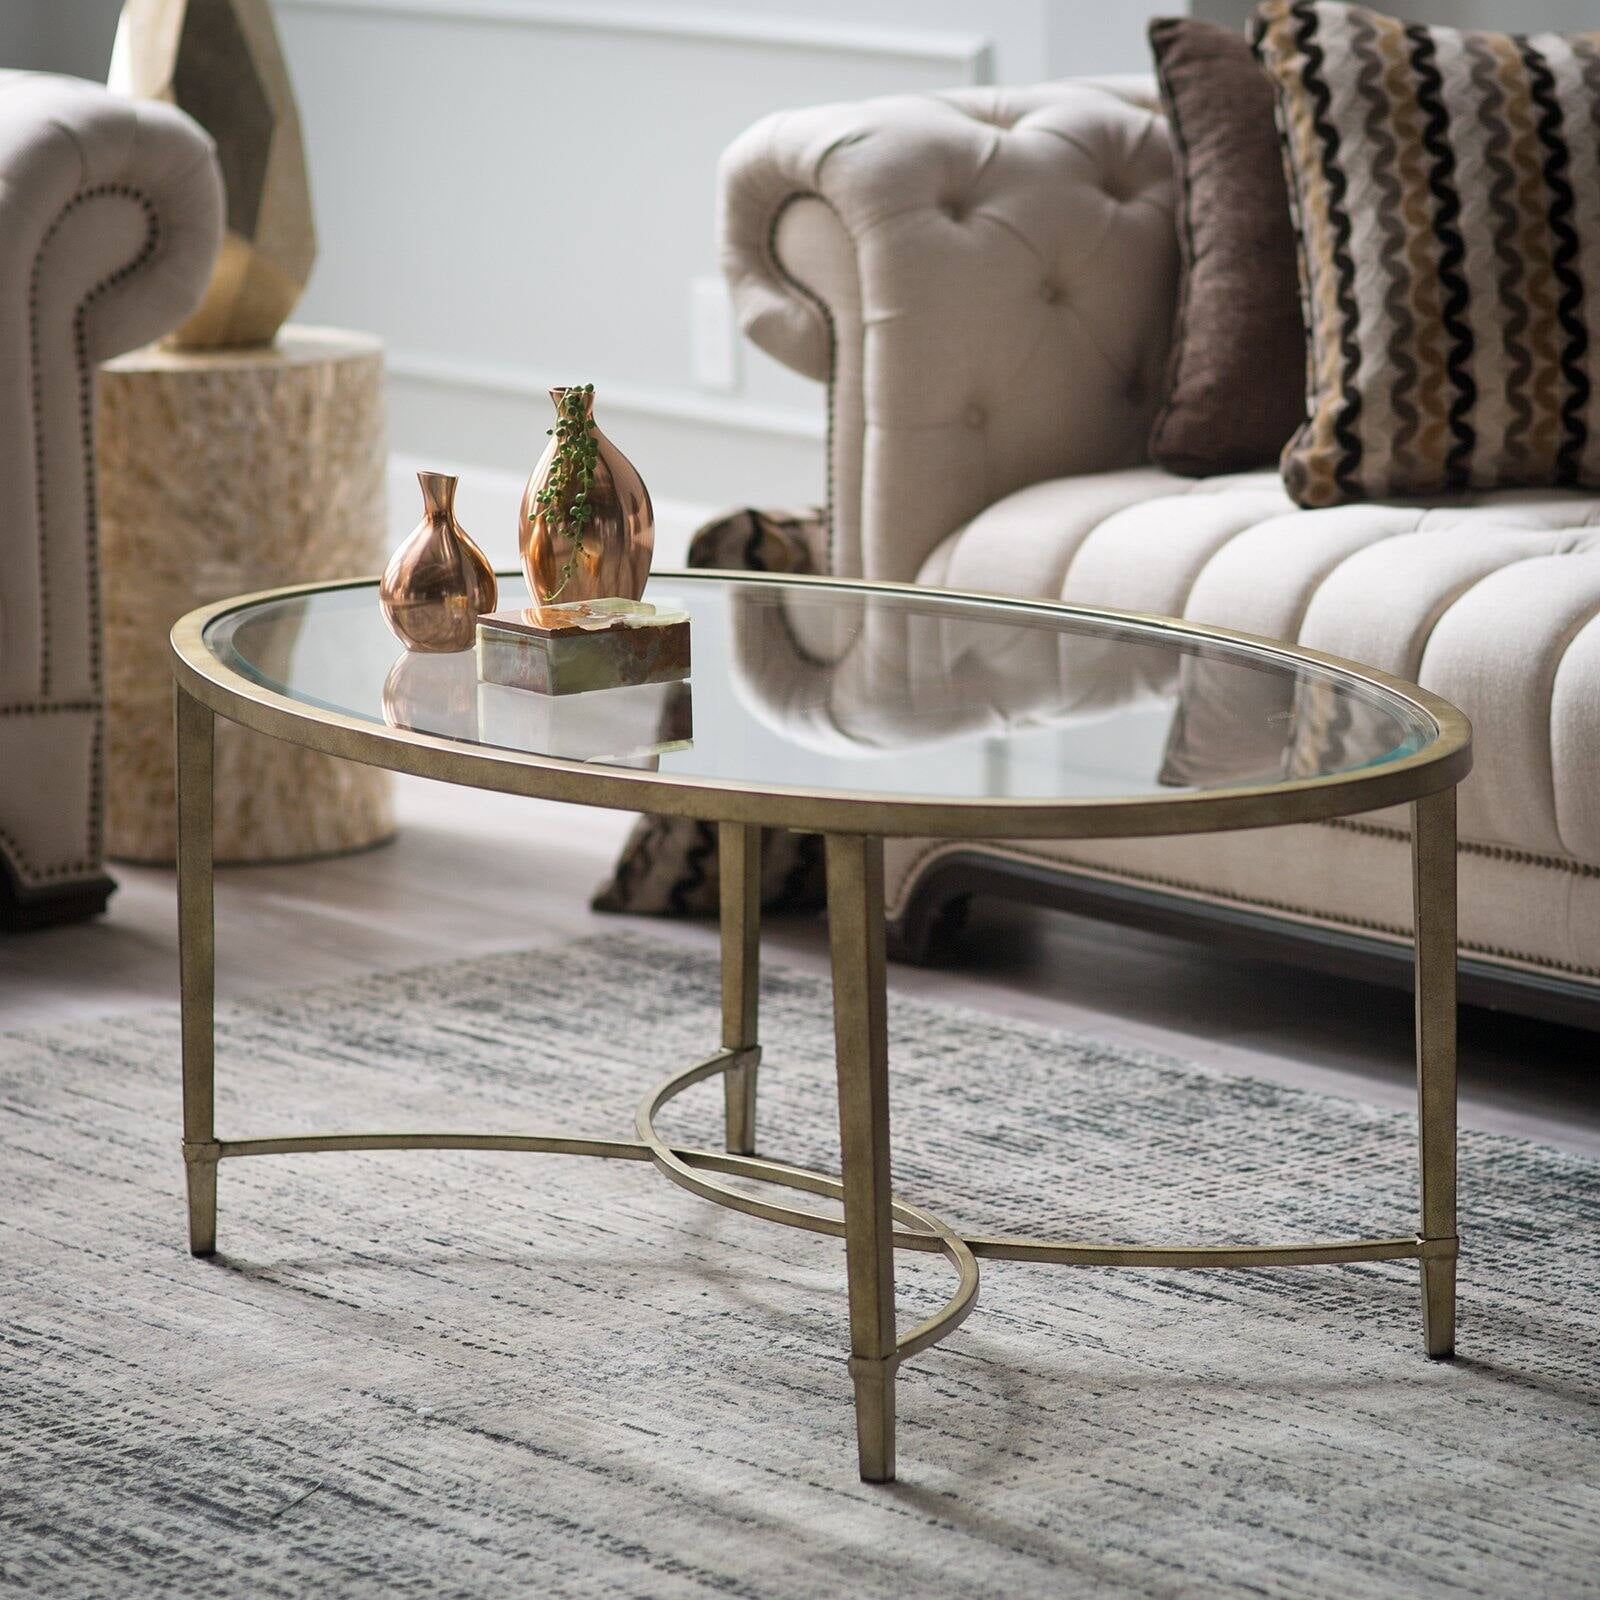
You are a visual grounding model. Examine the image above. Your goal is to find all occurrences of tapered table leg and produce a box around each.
[1412,787,1458,1358]
[825,832,897,1482]
[720,822,761,1156]
[176,685,218,1257]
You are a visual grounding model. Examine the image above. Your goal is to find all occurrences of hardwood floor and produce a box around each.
[4,773,1597,1155]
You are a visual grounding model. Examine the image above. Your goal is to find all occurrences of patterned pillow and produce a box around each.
[1251,0,1600,508]
[590,507,827,919]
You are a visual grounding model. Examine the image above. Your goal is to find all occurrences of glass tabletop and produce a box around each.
[198,573,1441,807]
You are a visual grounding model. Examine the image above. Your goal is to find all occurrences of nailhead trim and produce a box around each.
[0,701,100,717]
[890,833,1600,983]
[1324,815,1600,879]
[0,824,93,882]
[763,189,843,570]
[11,184,160,886]
[0,697,108,880]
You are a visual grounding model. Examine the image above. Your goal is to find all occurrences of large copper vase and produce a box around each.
[519,387,654,605]
[380,471,498,652]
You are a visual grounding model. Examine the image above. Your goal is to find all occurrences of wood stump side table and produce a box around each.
[98,325,394,863]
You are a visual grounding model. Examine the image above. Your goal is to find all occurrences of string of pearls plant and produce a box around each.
[534,383,599,602]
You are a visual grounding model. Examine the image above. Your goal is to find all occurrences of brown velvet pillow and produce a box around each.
[1147,15,1306,476]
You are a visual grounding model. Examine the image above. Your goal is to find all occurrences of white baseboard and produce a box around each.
[386,454,715,575]
[384,371,825,515]
[387,348,824,445]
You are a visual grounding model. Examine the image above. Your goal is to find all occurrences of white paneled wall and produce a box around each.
[0,1,118,76]
[17,1,1592,563]
[3,0,1170,562]
[275,0,1169,563]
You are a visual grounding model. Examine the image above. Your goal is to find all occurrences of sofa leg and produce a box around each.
[0,858,115,932]
[885,888,970,966]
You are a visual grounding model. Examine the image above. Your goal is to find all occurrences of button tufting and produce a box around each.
[1041,280,1063,305]
[942,200,966,222]
[963,403,987,429]
[1100,164,1141,205]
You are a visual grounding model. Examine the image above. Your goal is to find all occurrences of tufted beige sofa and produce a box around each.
[0,72,222,929]
[719,78,1600,1026]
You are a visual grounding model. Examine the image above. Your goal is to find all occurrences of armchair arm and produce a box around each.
[719,80,1177,585]
[0,71,221,914]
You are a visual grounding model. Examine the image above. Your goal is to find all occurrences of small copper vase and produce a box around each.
[519,387,654,606]
[380,472,498,652]
[381,651,480,740]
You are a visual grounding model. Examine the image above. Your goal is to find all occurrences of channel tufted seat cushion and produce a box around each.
[918,470,1600,866]
[720,470,1600,979]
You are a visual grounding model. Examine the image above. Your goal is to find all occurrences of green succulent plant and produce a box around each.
[533,384,599,602]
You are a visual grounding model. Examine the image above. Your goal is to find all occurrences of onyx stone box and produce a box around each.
[476,599,690,697]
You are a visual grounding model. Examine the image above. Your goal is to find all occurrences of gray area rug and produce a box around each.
[3,931,1597,1599]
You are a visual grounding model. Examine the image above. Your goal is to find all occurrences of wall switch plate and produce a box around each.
[690,275,738,393]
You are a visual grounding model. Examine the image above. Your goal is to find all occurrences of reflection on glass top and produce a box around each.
[203,574,1436,803]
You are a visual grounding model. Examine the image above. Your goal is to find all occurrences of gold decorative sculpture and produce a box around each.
[110,0,315,348]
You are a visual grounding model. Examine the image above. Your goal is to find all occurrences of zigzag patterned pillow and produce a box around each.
[1252,0,1600,508]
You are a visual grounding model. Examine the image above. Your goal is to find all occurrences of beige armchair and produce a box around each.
[720,79,1600,1027]
[0,71,222,929]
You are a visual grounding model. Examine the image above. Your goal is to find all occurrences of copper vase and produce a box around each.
[519,387,654,605]
[381,650,480,739]
[380,472,498,652]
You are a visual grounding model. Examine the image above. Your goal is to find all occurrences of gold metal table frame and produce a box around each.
[170,572,1472,1484]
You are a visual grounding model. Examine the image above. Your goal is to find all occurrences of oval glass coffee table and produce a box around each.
[170,570,1472,1483]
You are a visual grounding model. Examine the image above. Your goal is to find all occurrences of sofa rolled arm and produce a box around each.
[0,72,223,361]
[0,71,221,919]
[718,80,1177,585]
